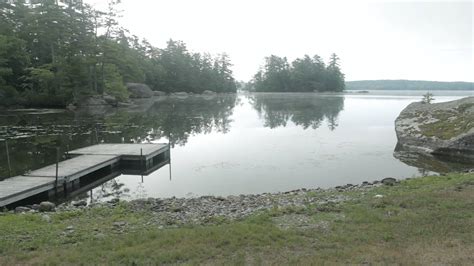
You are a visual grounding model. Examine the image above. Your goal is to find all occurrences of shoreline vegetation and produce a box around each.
[1,172,473,264]
[0,1,345,109]
[0,1,237,109]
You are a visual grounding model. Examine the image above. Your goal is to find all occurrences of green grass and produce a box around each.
[1,173,473,264]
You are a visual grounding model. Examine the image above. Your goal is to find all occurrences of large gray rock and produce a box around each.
[395,97,474,157]
[126,83,154,98]
[103,93,118,107]
[153,91,167,97]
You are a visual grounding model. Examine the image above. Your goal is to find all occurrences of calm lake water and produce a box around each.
[1,90,473,202]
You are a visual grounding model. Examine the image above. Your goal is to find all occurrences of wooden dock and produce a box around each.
[0,143,170,208]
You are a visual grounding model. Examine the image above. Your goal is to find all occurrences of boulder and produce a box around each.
[126,83,154,98]
[381,177,397,186]
[73,200,87,207]
[15,206,31,213]
[202,90,216,95]
[171,92,189,99]
[39,201,56,212]
[66,103,77,111]
[153,91,167,97]
[395,97,474,158]
[103,94,118,107]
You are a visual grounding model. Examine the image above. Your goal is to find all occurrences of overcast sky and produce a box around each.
[85,0,473,82]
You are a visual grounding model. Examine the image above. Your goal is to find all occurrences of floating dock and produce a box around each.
[0,143,170,208]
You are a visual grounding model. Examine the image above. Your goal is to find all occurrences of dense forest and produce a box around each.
[0,0,237,107]
[248,54,345,92]
[346,80,474,91]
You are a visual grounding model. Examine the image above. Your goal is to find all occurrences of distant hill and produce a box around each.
[346,80,474,90]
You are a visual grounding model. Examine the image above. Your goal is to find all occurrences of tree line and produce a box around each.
[0,1,347,108]
[0,0,237,107]
[249,54,345,92]
[346,80,474,91]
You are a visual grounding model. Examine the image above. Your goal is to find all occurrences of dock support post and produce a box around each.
[95,127,99,144]
[5,140,12,178]
[55,147,59,196]
[169,161,172,181]
[140,148,144,181]
[168,144,172,181]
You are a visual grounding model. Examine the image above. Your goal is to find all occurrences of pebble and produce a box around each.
[7,178,391,227]
[95,233,106,238]
[113,221,127,227]
[41,214,51,223]
[72,200,87,207]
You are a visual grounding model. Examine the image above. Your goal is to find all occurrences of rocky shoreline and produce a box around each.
[4,177,403,226]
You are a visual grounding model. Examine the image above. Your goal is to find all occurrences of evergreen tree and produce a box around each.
[0,1,238,107]
[253,53,345,92]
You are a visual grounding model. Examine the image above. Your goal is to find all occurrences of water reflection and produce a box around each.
[394,144,473,173]
[0,94,237,179]
[1,92,474,199]
[105,94,238,146]
[248,93,344,130]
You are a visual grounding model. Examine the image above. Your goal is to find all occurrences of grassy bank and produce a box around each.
[1,173,473,265]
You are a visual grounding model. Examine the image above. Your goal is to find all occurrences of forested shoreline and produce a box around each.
[0,1,348,108]
[0,0,237,108]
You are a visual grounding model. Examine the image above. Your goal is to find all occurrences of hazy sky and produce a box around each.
[85,0,473,82]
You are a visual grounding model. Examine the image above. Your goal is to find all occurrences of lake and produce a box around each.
[1,90,473,202]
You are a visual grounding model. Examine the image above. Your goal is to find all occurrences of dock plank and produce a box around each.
[0,176,55,206]
[0,143,170,207]
[24,155,119,181]
[68,143,168,159]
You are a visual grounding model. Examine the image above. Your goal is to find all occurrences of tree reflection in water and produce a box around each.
[0,95,238,179]
[247,93,344,130]
[105,94,238,147]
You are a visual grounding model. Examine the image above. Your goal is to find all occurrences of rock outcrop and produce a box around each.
[153,91,167,97]
[103,93,118,107]
[395,97,474,157]
[126,83,154,98]
[170,92,189,98]
[202,90,216,95]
